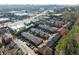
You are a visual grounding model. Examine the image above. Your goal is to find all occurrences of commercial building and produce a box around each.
[54,21,64,28]
[21,32,43,46]
[63,22,74,30]
[8,23,26,33]
[57,28,69,36]
[37,47,53,55]
[30,28,50,40]
[3,33,13,45]
[38,24,58,33]
[44,33,61,47]
[0,18,10,23]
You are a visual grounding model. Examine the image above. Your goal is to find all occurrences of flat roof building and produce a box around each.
[38,24,58,33]
[63,22,73,30]
[30,28,50,40]
[8,23,26,33]
[57,28,69,36]
[21,32,43,46]
[0,18,10,23]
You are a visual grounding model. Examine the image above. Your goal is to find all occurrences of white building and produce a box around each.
[8,23,26,33]
[0,18,10,23]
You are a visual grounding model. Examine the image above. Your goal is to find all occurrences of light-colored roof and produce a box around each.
[14,13,29,16]
[25,24,34,29]
[53,13,62,16]
[10,23,25,30]
[0,18,10,22]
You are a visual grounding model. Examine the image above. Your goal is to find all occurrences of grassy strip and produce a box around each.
[55,18,79,55]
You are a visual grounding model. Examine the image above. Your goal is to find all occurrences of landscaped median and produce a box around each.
[55,18,79,55]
